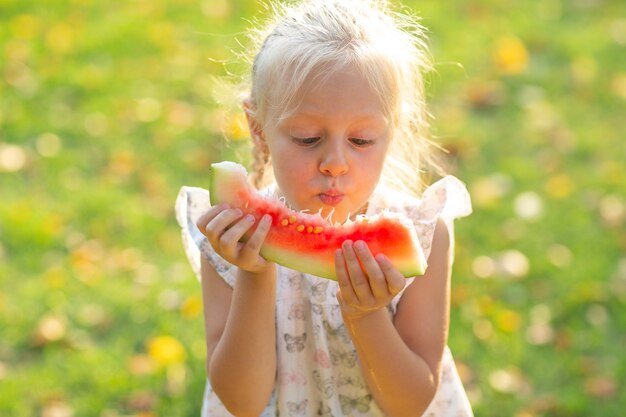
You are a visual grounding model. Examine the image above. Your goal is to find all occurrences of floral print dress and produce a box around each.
[175,175,474,417]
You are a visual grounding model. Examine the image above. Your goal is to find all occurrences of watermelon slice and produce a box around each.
[208,161,427,280]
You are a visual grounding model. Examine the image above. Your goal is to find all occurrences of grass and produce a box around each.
[1,0,625,416]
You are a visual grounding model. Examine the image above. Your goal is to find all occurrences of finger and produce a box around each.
[335,248,357,305]
[196,204,228,235]
[353,241,387,299]
[239,214,272,264]
[204,208,243,246]
[376,254,406,296]
[218,213,257,260]
[341,240,374,304]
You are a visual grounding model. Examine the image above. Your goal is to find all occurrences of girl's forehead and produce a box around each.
[271,64,393,122]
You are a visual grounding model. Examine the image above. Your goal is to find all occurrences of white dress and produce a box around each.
[175,176,474,417]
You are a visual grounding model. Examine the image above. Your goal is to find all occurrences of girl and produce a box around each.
[176,1,473,416]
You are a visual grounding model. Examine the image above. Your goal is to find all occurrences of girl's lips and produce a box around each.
[319,192,344,206]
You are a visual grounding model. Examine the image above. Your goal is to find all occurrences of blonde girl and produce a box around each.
[176,1,473,416]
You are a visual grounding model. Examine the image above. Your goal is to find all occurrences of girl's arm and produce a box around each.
[337,218,452,417]
[197,206,277,417]
[200,258,277,417]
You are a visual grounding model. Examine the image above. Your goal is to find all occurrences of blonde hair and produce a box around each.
[236,0,443,196]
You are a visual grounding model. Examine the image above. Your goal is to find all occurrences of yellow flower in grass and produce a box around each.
[180,295,203,319]
[221,112,249,141]
[546,174,575,199]
[147,335,186,367]
[11,15,41,40]
[45,22,76,55]
[493,36,529,75]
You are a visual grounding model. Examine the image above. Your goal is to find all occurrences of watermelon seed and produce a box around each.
[313,226,324,234]
[296,225,305,232]
[306,226,313,233]
[281,219,289,226]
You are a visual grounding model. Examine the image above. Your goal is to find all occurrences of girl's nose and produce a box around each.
[319,142,348,177]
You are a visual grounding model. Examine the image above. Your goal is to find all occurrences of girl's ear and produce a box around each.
[243,98,264,142]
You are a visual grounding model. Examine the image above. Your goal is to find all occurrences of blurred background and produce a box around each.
[1,0,625,416]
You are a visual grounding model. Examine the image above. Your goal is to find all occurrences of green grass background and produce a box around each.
[1,0,625,416]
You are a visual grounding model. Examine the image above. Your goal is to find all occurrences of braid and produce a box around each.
[250,141,271,189]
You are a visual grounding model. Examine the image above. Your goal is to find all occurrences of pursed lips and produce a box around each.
[319,190,344,206]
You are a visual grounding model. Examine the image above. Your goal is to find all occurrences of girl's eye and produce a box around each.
[349,138,374,147]
[292,137,319,145]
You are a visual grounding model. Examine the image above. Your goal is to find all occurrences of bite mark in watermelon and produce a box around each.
[208,161,427,280]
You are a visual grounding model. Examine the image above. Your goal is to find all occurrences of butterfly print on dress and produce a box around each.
[278,370,307,387]
[284,332,307,353]
[311,303,323,316]
[309,280,330,302]
[338,374,366,389]
[323,320,351,344]
[282,271,304,290]
[288,302,306,320]
[339,394,372,415]
[330,349,358,368]
[287,399,308,417]
[312,370,335,399]
[312,348,332,368]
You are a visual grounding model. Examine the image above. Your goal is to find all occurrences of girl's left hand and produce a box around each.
[335,240,406,320]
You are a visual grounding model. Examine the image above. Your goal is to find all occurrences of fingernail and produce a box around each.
[263,214,272,223]
[234,208,243,216]
[355,241,366,250]
[246,214,255,223]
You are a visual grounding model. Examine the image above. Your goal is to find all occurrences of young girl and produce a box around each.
[176,1,473,416]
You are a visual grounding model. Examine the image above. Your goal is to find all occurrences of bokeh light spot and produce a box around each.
[0,143,27,172]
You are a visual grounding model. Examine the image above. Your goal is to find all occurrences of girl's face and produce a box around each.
[256,64,393,223]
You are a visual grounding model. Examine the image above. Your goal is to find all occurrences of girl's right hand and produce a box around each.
[196,204,274,274]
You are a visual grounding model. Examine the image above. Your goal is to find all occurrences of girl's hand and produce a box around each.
[196,204,273,274]
[335,240,406,320]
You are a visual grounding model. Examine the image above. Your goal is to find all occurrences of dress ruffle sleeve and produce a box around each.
[175,186,238,287]
[383,175,472,313]
[409,175,472,260]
